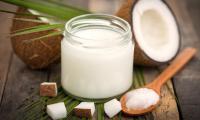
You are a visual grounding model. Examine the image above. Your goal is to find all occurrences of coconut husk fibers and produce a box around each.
[11,8,62,69]
[116,0,180,66]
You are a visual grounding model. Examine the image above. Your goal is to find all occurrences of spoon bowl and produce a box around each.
[120,90,160,115]
[120,47,196,115]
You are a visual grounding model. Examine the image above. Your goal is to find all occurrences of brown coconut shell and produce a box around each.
[11,8,62,69]
[40,82,57,97]
[116,0,180,66]
[73,108,93,118]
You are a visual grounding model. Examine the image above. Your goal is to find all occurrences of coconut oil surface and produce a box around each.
[61,14,134,99]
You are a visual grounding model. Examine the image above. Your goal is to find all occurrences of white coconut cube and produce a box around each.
[46,102,67,120]
[74,102,95,118]
[104,99,122,118]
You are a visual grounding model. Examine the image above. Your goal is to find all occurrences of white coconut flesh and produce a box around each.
[132,0,179,62]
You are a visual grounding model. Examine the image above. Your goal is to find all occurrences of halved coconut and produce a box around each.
[11,8,62,69]
[116,0,180,66]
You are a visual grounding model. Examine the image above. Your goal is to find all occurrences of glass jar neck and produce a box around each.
[64,14,132,48]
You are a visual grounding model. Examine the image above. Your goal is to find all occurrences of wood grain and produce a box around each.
[166,0,200,120]
[0,54,48,119]
[185,0,200,39]
[0,2,16,103]
[146,48,196,94]
[143,68,180,120]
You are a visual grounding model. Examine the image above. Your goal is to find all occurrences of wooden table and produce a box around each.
[0,0,200,120]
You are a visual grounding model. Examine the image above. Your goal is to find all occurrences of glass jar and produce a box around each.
[61,14,134,99]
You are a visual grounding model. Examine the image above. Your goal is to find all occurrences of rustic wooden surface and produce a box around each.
[0,0,200,120]
[143,68,179,120]
[167,0,200,120]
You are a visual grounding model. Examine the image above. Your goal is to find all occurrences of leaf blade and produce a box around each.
[97,104,104,120]
[23,31,63,43]
[0,9,51,18]
[2,0,90,20]
[11,23,64,36]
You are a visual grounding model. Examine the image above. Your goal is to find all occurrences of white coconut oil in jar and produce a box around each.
[61,14,134,99]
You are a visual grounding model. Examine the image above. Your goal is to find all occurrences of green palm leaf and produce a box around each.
[97,104,104,120]
[11,23,64,36]
[1,0,90,43]
[0,9,51,18]
[11,17,48,23]
[1,0,90,20]
[23,31,63,43]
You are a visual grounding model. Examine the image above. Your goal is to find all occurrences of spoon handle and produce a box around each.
[147,47,197,93]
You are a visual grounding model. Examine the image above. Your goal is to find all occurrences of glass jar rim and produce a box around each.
[64,14,132,42]
[63,14,134,48]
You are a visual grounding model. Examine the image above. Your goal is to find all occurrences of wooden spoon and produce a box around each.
[120,47,197,116]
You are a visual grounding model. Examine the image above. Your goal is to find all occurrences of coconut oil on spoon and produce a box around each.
[121,47,197,115]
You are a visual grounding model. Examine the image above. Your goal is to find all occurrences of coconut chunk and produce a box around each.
[46,102,67,120]
[104,99,122,118]
[74,102,95,118]
[40,82,57,97]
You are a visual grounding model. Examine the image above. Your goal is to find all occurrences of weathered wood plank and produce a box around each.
[0,54,48,119]
[166,0,200,120]
[143,67,180,120]
[0,2,16,103]
[48,63,61,83]
[184,0,200,39]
